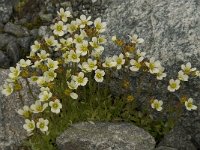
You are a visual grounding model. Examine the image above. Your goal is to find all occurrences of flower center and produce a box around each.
[56,25,63,31]
[28,123,34,129]
[96,73,102,78]
[39,123,45,129]
[170,83,177,89]
[53,103,58,109]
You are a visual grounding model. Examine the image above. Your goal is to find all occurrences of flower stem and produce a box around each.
[25,78,37,100]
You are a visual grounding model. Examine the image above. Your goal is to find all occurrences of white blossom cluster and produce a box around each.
[0,8,199,135]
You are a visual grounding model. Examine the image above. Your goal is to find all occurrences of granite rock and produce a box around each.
[17,36,33,52]
[0,3,13,23]
[0,51,10,68]
[0,69,37,149]
[0,34,16,50]
[56,122,156,150]
[38,26,50,37]
[39,13,53,22]
[6,41,20,65]
[155,146,178,150]
[103,1,200,148]
[158,124,196,150]
[103,0,200,68]
[4,22,29,37]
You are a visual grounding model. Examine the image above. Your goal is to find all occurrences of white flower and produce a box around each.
[18,59,32,68]
[125,52,134,58]
[49,99,62,114]
[51,21,67,36]
[76,15,93,28]
[178,70,189,81]
[32,60,41,68]
[156,67,167,80]
[60,38,73,49]
[39,91,52,102]
[94,18,106,33]
[23,119,35,133]
[78,63,88,73]
[113,54,125,69]
[9,66,21,80]
[94,69,105,82]
[43,70,57,82]
[167,79,180,92]
[40,87,50,92]
[74,33,85,44]
[68,50,80,63]
[151,99,163,111]
[181,62,196,74]
[98,36,107,44]
[102,57,117,68]
[1,83,14,96]
[67,21,78,34]
[36,118,49,132]
[72,72,88,86]
[91,50,103,58]
[111,36,117,41]
[27,51,36,59]
[76,41,89,56]
[136,49,146,58]
[81,59,97,72]
[36,76,47,87]
[46,58,59,70]
[62,51,70,63]
[195,70,200,77]
[37,50,50,61]
[89,37,104,51]
[45,36,58,47]
[70,92,78,99]
[185,98,197,111]
[128,34,144,44]
[130,57,144,72]
[17,106,31,118]
[57,8,72,22]
[30,101,48,113]
[31,41,41,52]
[29,76,39,84]
[67,80,79,90]
[145,58,161,74]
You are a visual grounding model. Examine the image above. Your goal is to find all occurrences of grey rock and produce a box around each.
[158,125,196,150]
[38,26,49,37]
[6,42,20,65]
[0,69,37,149]
[60,1,72,8]
[17,36,33,51]
[4,22,29,37]
[39,13,53,22]
[0,34,16,50]
[0,23,4,33]
[104,0,200,67]
[0,3,13,23]
[0,51,10,68]
[104,1,200,149]
[56,122,156,150]
[155,146,178,150]
[30,29,39,38]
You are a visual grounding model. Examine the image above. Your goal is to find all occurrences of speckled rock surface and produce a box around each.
[103,1,200,149]
[157,124,196,150]
[155,146,178,150]
[4,22,29,37]
[104,0,200,68]
[56,122,156,150]
[0,69,37,150]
